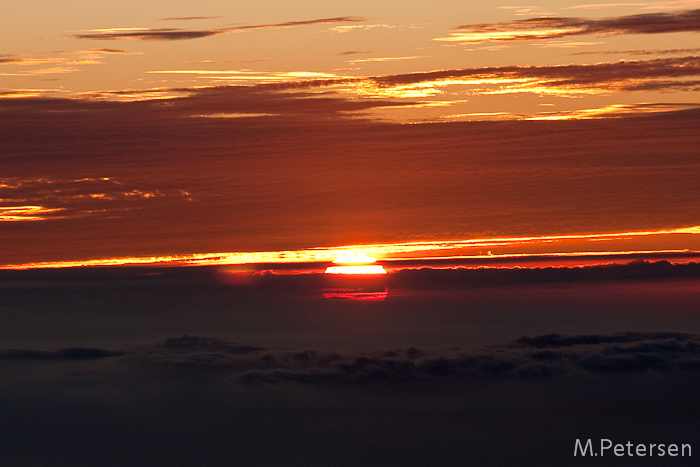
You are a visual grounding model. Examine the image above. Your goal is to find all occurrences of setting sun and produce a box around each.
[325,254,387,275]
[324,264,387,275]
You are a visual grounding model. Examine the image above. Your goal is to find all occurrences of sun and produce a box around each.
[324,255,387,275]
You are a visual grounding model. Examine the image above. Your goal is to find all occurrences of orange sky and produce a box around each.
[1,1,699,266]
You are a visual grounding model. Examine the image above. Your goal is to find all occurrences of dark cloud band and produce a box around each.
[8,332,698,384]
[444,8,700,43]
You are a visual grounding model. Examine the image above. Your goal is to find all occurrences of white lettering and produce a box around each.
[636,444,646,456]
[574,439,594,456]
[577,440,691,457]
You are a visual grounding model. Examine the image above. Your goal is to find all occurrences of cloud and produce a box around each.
[0,49,141,77]
[0,347,124,360]
[70,16,366,41]
[566,1,700,10]
[0,205,66,222]
[571,46,700,54]
[348,56,424,65]
[525,102,700,119]
[336,50,373,56]
[436,8,700,43]
[10,331,697,385]
[0,177,192,222]
[157,16,224,21]
[327,24,395,34]
[355,55,700,96]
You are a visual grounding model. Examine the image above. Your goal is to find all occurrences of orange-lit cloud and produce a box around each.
[147,69,342,85]
[348,56,424,65]
[0,177,191,220]
[0,49,140,66]
[70,16,366,41]
[0,205,66,222]
[155,56,699,102]
[0,89,61,99]
[436,8,700,43]
[0,49,141,77]
[327,24,394,33]
[525,102,700,119]
[355,55,700,97]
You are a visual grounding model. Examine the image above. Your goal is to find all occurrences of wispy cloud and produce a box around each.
[436,8,700,43]
[157,16,224,21]
[146,70,342,84]
[336,50,373,56]
[0,177,191,221]
[0,67,78,77]
[70,16,366,41]
[348,56,424,65]
[0,49,141,76]
[327,24,395,33]
[570,46,700,54]
[526,102,700,119]
[0,88,61,99]
[566,1,700,10]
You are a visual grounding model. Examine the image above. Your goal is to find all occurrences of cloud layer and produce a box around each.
[5,332,700,385]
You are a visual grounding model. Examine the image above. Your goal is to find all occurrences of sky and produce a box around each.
[2,4,700,462]
[1,0,699,266]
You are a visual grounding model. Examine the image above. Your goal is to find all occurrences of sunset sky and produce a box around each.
[3,4,700,464]
[1,0,699,266]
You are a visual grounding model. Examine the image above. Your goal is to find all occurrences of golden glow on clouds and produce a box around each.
[0,177,192,219]
[0,205,65,222]
[2,226,698,270]
[436,29,580,43]
[0,49,141,78]
[147,70,341,85]
[328,24,395,33]
[526,102,700,119]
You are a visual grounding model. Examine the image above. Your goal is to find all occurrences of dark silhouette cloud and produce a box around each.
[0,347,124,360]
[442,8,700,43]
[13,331,687,385]
[571,46,700,56]
[157,16,224,21]
[70,16,366,41]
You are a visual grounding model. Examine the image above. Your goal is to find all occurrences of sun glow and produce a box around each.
[2,226,699,270]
